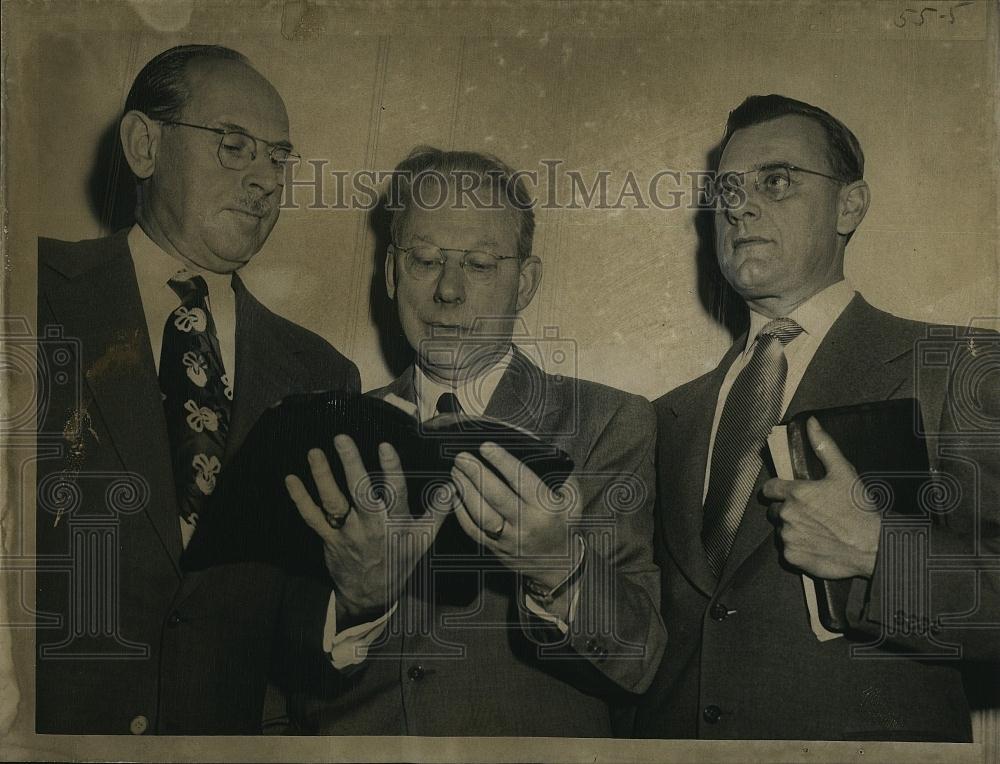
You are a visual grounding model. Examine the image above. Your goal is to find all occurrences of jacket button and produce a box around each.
[167,612,184,627]
[703,705,722,724]
[709,603,730,621]
[407,664,425,681]
[129,715,149,734]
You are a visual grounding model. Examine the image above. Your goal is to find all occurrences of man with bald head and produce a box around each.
[36,45,359,734]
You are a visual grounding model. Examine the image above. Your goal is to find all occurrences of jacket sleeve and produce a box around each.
[518,394,668,694]
[846,335,1000,662]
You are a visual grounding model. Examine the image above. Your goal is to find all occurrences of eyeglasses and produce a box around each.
[389,242,518,284]
[158,120,301,172]
[708,163,846,209]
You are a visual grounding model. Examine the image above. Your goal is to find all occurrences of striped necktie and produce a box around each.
[702,317,803,577]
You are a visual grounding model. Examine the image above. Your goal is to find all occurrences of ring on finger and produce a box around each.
[483,515,506,541]
[325,510,349,528]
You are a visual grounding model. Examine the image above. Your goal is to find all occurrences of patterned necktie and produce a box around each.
[159,273,233,522]
[702,317,803,577]
[436,392,463,415]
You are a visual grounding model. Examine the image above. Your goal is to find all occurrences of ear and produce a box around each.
[120,110,161,180]
[515,256,542,312]
[837,179,870,237]
[385,247,397,300]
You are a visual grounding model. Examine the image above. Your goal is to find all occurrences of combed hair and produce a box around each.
[719,94,864,182]
[388,147,536,261]
[123,44,250,121]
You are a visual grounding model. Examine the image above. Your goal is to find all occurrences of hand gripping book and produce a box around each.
[181,391,574,583]
[768,398,930,636]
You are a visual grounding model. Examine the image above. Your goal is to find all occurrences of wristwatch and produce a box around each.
[522,535,587,605]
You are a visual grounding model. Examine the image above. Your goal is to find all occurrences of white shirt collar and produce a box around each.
[127,224,235,297]
[413,347,515,422]
[744,279,856,355]
[127,224,238,382]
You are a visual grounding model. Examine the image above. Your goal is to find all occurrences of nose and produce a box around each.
[242,153,282,197]
[724,194,760,225]
[434,258,466,304]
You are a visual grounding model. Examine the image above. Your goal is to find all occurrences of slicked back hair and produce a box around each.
[719,94,864,183]
[388,147,536,262]
[123,44,250,122]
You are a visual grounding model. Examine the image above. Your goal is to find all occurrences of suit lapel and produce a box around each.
[223,276,314,460]
[483,347,562,437]
[42,233,183,570]
[783,295,912,420]
[718,295,916,588]
[383,366,417,405]
[661,342,743,599]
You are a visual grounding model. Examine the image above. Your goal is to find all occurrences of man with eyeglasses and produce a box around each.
[36,45,359,733]
[632,94,999,740]
[281,147,667,736]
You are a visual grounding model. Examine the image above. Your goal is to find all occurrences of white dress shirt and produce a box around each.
[413,348,515,421]
[703,279,857,499]
[128,224,238,548]
[129,225,237,386]
[129,225,358,665]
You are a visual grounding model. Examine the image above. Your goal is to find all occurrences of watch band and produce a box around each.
[522,535,587,605]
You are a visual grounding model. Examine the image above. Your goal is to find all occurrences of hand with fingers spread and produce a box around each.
[450,441,583,597]
[285,434,451,625]
[761,417,881,579]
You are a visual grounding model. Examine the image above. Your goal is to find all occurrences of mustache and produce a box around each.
[234,195,273,216]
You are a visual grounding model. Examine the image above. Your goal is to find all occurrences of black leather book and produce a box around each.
[783,398,930,633]
[181,391,574,583]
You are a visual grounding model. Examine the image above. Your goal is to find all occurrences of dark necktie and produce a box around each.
[159,273,233,522]
[436,392,463,415]
[702,317,803,577]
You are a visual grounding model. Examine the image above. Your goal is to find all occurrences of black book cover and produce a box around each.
[784,398,929,633]
[181,391,574,591]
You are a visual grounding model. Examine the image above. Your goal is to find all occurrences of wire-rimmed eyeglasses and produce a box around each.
[389,242,518,284]
[708,163,847,209]
[158,120,301,172]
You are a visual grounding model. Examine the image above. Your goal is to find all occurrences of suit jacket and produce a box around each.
[286,349,667,736]
[35,230,360,734]
[634,294,998,741]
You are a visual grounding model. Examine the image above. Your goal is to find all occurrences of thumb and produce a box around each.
[806,416,853,477]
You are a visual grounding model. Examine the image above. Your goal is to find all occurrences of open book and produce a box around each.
[768,398,931,641]
[181,391,574,580]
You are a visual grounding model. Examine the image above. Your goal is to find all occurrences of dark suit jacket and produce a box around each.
[634,294,998,741]
[287,349,667,736]
[35,230,360,734]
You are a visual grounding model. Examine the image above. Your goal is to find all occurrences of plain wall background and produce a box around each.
[8,1,997,398]
[1,1,997,760]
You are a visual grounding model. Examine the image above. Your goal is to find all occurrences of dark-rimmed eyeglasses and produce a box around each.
[158,120,301,172]
[708,163,847,209]
[389,242,518,285]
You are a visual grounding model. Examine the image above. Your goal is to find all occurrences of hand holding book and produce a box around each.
[765,398,932,638]
[285,436,453,626]
[451,442,585,621]
[763,416,881,580]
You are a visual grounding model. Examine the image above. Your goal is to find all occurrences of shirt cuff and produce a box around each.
[524,585,582,634]
[522,537,587,633]
[322,591,397,669]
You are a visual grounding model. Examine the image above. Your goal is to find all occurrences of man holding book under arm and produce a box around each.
[634,94,1000,742]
